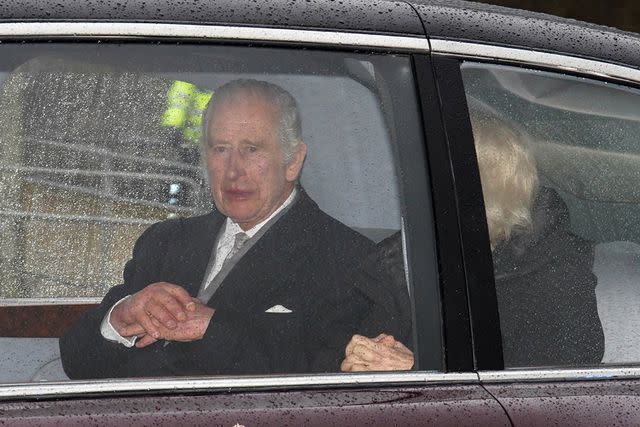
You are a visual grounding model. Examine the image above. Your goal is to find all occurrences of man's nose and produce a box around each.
[225,149,246,180]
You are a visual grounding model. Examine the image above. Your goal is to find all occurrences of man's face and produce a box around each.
[206,95,306,230]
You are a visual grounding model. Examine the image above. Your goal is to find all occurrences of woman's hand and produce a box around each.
[340,333,414,372]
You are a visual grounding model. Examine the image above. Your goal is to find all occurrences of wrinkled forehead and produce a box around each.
[208,91,281,125]
[206,93,281,141]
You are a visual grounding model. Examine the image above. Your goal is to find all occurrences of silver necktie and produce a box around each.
[223,232,249,264]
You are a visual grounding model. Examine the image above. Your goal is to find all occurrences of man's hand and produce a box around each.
[340,333,414,372]
[110,282,196,340]
[128,301,215,348]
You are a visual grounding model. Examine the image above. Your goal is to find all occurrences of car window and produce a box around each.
[461,61,640,368]
[0,43,438,382]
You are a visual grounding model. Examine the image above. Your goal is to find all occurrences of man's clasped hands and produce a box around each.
[110,282,214,348]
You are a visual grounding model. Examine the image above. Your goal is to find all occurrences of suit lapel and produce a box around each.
[170,212,225,297]
[207,191,314,310]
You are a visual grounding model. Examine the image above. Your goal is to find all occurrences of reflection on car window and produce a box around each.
[0,43,435,383]
[1,66,210,300]
[462,62,640,368]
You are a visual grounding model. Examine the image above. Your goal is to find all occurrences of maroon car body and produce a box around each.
[0,0,640,425]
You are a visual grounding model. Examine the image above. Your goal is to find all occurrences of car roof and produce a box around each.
[0,0,425,36]
[411,0,640,70]
[0,0,639,70]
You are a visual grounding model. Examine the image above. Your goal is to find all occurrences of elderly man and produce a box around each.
[60,79,374,378]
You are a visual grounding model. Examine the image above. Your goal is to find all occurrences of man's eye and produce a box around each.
[212,146,227,153]
[247,146,258,153]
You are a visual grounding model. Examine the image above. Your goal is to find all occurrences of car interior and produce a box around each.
[0,43,411,382]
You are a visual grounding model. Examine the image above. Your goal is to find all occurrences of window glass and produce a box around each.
[462,62,640,367]
[0,43,435,383]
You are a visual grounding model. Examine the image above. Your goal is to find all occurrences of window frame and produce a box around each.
[428,55,503,372]
[413,54,475,372]
[0,22,460,398]
[430,39,640,374]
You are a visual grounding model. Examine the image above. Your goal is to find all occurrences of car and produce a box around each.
[0,0,639,425]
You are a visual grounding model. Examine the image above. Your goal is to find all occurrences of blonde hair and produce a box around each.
[470,109,539,249]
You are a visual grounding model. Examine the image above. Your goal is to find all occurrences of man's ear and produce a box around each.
[286,141,307,182]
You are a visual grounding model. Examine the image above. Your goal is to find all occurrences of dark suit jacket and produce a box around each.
[340,231,413,348]
[493,187,603,367]
[60,189,374,379]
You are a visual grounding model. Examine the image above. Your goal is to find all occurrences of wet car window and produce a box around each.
[462,62,640,368]
[0,43,434,382]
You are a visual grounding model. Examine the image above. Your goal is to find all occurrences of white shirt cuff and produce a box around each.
[100,295,138,347]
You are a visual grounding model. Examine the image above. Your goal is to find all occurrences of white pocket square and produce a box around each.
[265,305,293,313]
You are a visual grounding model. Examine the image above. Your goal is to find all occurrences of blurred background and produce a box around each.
[475,0,640,33]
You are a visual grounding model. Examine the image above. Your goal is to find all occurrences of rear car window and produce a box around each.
[462,61,640,368]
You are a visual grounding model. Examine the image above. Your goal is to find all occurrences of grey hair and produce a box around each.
[469,99,539,250]
[203,79,303,163]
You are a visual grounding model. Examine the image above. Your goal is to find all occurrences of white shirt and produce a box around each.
[100,188,298,347]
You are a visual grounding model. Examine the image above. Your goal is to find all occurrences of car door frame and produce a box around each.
[429,36,640,424]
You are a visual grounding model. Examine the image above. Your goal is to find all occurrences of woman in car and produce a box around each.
[341,103,605,371]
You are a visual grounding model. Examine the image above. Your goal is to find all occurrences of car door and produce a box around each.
[428,30,640,426]
[0,13,513,425]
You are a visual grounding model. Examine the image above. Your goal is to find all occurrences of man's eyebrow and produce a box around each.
[205,138,224,147]
[207,138,265,146]
[240,138,265,145]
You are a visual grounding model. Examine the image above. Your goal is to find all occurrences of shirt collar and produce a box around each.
[223,187,298,239]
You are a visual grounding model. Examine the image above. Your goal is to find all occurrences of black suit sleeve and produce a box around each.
[59,221,174,379]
